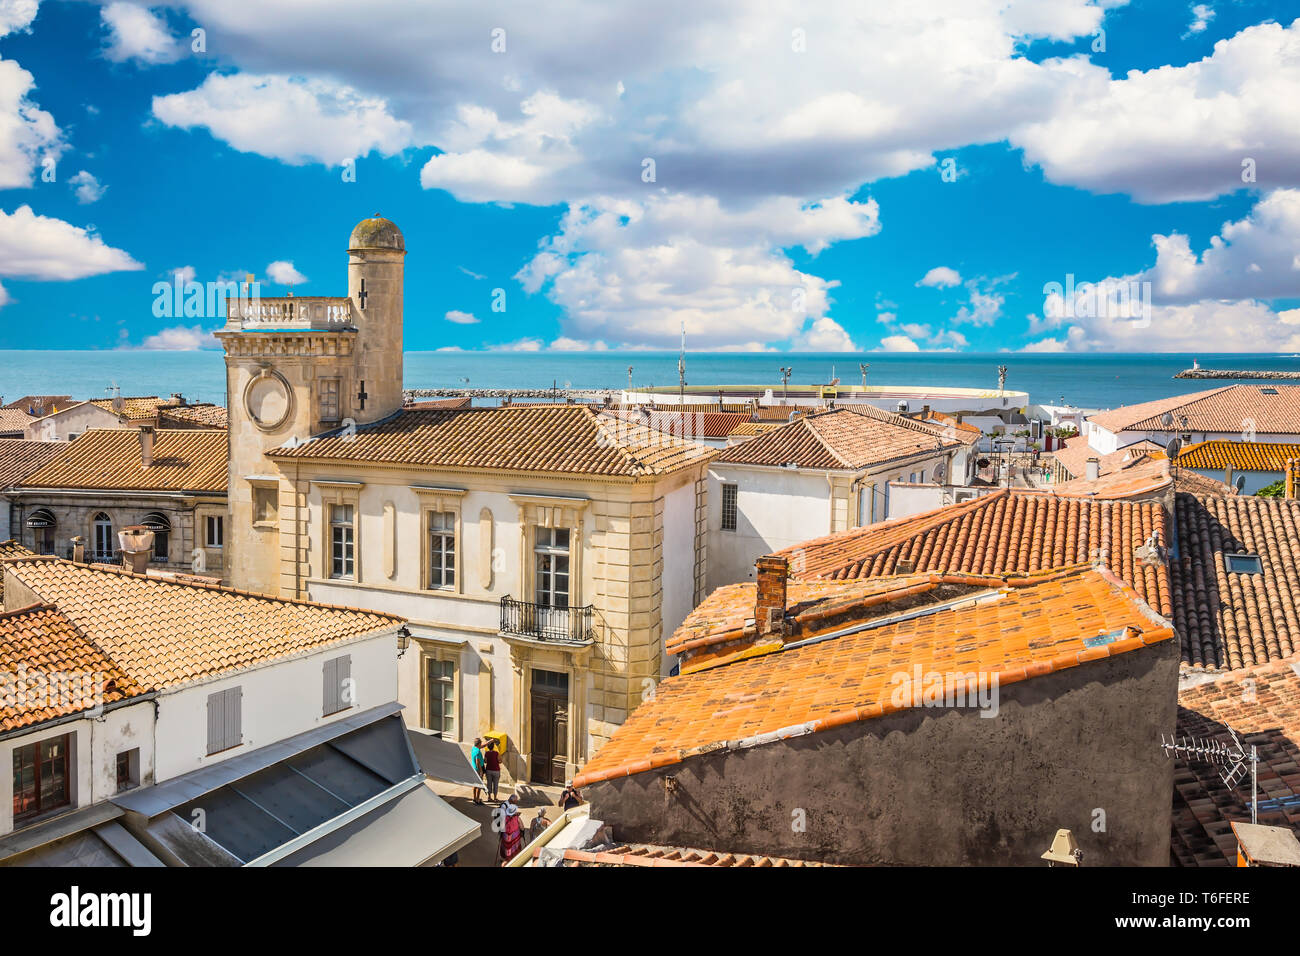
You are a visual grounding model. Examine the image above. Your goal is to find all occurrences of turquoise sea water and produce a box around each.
[3,350,1300,411]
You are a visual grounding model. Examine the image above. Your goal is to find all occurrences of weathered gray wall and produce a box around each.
[586,639,1180,866]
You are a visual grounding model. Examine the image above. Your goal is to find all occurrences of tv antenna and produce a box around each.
[1161,726,1258,823]
[677,321,686,405]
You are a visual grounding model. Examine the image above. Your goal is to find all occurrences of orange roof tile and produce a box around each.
[0,408,34,434]
[1172,493,1300,670]
[4,395,72,416]
[0,439,65,487]
[18,428,227,493]
[726,421,783,438]
[270,405,715,478]
[716,405,964,470]
[89,395,171,422]
[0,603,148,733]
[576,567,1173,786]
[774,489,1171,618]
[1,558,402,690]
[1176,440,1300,472]
[1089,385,1300,435]
[1172,655,1300,866]
[560,842,836,867]
[156,403,228,429]
[1050,434,1166,480]
[607,408,753,440]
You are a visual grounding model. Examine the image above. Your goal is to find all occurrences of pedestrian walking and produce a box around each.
[497,797,523,865]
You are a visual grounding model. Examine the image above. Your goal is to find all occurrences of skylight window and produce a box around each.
[1261,388,1279,395]
[1225,553,1263,575]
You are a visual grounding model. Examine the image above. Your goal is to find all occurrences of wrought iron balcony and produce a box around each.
[499,596,594,644]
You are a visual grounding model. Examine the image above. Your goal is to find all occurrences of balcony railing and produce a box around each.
[499,596,594,644]
[226,296,355,331]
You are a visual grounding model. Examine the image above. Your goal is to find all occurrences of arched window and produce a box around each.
[141,512,171,563]
[25,508,56,555]
[92,513,114,562]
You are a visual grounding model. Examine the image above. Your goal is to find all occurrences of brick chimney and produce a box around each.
[139,425,155,469]
[754,554,789,637]
[70,535,85,564]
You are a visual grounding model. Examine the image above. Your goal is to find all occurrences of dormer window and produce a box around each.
[1225,553,1263,575]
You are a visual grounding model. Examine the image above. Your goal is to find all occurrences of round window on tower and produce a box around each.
[243,368,294,431]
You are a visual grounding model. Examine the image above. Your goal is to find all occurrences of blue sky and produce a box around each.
[0,0,1296,353]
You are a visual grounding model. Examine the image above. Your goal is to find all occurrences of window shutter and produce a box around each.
[207,691,225,754]
[323,656,338,714]
[338,655,352,709]
[225,687,242,750]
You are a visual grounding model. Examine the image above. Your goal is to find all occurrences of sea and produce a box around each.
[3,350,1300,412]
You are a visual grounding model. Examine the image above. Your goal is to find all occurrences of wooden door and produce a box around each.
[529,670,569,785]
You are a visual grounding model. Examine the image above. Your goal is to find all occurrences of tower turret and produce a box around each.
[347,214,405,422]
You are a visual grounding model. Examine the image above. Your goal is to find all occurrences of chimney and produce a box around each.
[139,425,155,468]
[754,555,789,637]
[118,525,154,574]
[167,392,184,407]
[70,535,85,564]
[1086,457,1100,482]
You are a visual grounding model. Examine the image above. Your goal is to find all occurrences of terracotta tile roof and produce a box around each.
[560,842,836,867]
[3,396,71,417]
[1050,457,1175,500]
[0,439,65,488]
[0,603,148,733]
[405,397,472,409]
[923,411,982,443]
[1,557,402,690]
[775,489,1171,617]
[716,406,964,470]
[18,428,227,493]
[156,403,228,429]
[1171,657,1300,866]
[1176,440,1300,472]
[89,396,171,422]
[576,566,1173,786]
[269,405,716,478]
[0,408,34,434]
[608,408,753,440]
[0,540,31,602]
[1089,385,1300,436]
[1050,434,1166,480]
[1171,493,1300,670]
[618,402,755,414]
[727,421,783,438]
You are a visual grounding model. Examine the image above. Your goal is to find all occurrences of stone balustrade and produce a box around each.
[226,296,355,330]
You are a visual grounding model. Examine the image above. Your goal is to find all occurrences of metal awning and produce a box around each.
[114,704,477,867]
[407,730,485,790]
[270,782,479,867]
[0,802,164,868]
[24,508,54,528]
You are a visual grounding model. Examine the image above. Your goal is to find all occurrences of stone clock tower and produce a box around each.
[216,215,406,594]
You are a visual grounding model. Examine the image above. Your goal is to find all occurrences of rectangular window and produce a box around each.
[330,504,355,579]
[12,734,71,823]
[721,483,738,532]
[322,654,353,716]
[427,511,456,589]
[1225,553,1263,575]
[425,657,455,736]
[206,687,243,755]
[253,486,278,525]
[205,515,224,548]
[115,748,139,793]
[534,527,571,609]
[319,378,341,422]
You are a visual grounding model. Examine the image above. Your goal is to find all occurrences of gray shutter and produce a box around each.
[206,691,224,754]
[323,657,338,714]
[338,655,352,709]
[225,687,242,750]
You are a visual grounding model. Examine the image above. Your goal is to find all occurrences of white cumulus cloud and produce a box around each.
[444,309,479,324]
[68,170,106,204]
[0,205,141,279]
[101,3,181,64]
[265,259,307,285]
[917,266,962,288]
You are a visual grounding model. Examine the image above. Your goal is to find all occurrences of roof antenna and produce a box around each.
[678,321,686,406]
[1161,726,1258,824]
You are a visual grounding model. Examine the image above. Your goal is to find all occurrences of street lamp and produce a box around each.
[780,366,793,403]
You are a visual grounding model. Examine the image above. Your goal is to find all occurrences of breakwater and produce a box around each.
[1174,369,1300,380]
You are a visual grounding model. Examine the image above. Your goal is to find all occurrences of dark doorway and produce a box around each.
[529,669,569,785]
